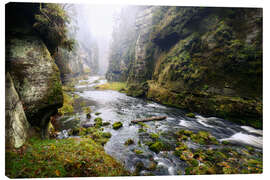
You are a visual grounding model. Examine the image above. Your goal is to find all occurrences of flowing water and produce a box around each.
[57,76,263,175]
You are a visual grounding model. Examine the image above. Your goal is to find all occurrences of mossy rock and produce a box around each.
[95,112,101,116]
[149,141,165,153]
[149,133,159,139]
[147,161,157,171]
[134,149,143,155]
[112,122,123,130]
[138,128,147,133]
[186,113,195,118]
[102,122,110,126]
[101,132,112,138]
[124,139,134,146]
[94,117,103,128]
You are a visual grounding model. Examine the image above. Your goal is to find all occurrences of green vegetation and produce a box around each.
[95,82,127,92]
[173,130,262,175]
[112,122,123,130]
[186,113,195,118]
[58,92,74,115]
[33,3,75,54]
[149,141,166,153]
[94,117,103,128]
[124,139,135,146]
[149,133,159,139]
[6,137,129,178]
[134,149,143,155]
[95,112,101,116]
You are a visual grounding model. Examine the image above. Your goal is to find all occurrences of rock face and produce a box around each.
[107,7,263,128]
[5,73,30,148]
[6,34,63,137]
[106,6,140,82]
[54,42,99,80]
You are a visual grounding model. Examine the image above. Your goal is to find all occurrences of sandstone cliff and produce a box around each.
[107,6,263,128]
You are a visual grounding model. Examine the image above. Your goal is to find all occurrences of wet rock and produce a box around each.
[185,113,195,118]
[112,121,123,130]
[124,139,135,146]
[86,113,91,119]
[82,123,94,128]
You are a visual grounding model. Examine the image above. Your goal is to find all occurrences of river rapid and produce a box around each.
[56,76,263,175]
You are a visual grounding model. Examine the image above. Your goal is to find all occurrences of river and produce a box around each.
[56,76,263,175]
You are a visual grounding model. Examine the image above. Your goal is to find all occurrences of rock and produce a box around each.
[5,73,30,148]
[86,113,91,119]
[149,141,165,153]
[185,113,195,118]
[112,122,123,130]
[6,35,63,138]
[82,124,94,128]
[95,112,101,116]
[124,138,135,146]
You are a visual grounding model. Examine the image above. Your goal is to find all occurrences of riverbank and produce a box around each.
[6,136,130,178]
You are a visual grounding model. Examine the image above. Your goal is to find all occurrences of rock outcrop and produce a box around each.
[6,3,64,141]
[107,6,263,128]
[5,73,30,148]
[54,44,98,80]
[6,34,63,137]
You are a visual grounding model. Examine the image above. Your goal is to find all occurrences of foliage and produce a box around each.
[95,82,127,92]
[58,92,74,115]
[5,137,130,178]
[33,3,75,54]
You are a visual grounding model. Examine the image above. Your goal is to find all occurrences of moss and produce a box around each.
[138,128,147,133]
[94,118,103,128]
[124,139,134,146]
[102,122,110,126]
[95,112,101,116]
[149,133,159,139]
[149,141,165,153]
[186,113,195,118]
[5,137,129,178]
[134,149,143,155]
[112,122,123,130]
[83,107,92,114]
[58,92,74,115]
[101,132,112,138]
[173,129,262,175]
[95,82,127,92]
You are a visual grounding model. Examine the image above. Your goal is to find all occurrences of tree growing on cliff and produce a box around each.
[33,3,75,54]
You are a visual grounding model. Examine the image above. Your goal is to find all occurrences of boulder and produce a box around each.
[5,73,30,148]
[6,35,63,138]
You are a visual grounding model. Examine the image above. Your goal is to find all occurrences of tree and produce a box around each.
[33,3,75,54]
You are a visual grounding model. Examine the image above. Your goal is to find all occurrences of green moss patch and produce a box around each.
[5,137,130,178]
[112,122,123,130]
[58,92,74,115]
[124,139,135,146]
[95,82,127,92]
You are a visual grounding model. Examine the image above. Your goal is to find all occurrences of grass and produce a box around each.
[95,82,127,92]
[58,92,74,115]
[6,137,130,178]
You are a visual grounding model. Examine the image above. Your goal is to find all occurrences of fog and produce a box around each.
[65,4,125,75]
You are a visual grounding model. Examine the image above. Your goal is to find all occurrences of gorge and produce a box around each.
[5,3,263,178]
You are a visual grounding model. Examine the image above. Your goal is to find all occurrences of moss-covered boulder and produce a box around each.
[5,73,30,148]
[6,35,63,137]
[112,122,123,130]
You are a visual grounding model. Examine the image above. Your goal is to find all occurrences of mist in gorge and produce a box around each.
[66,4,127,75]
